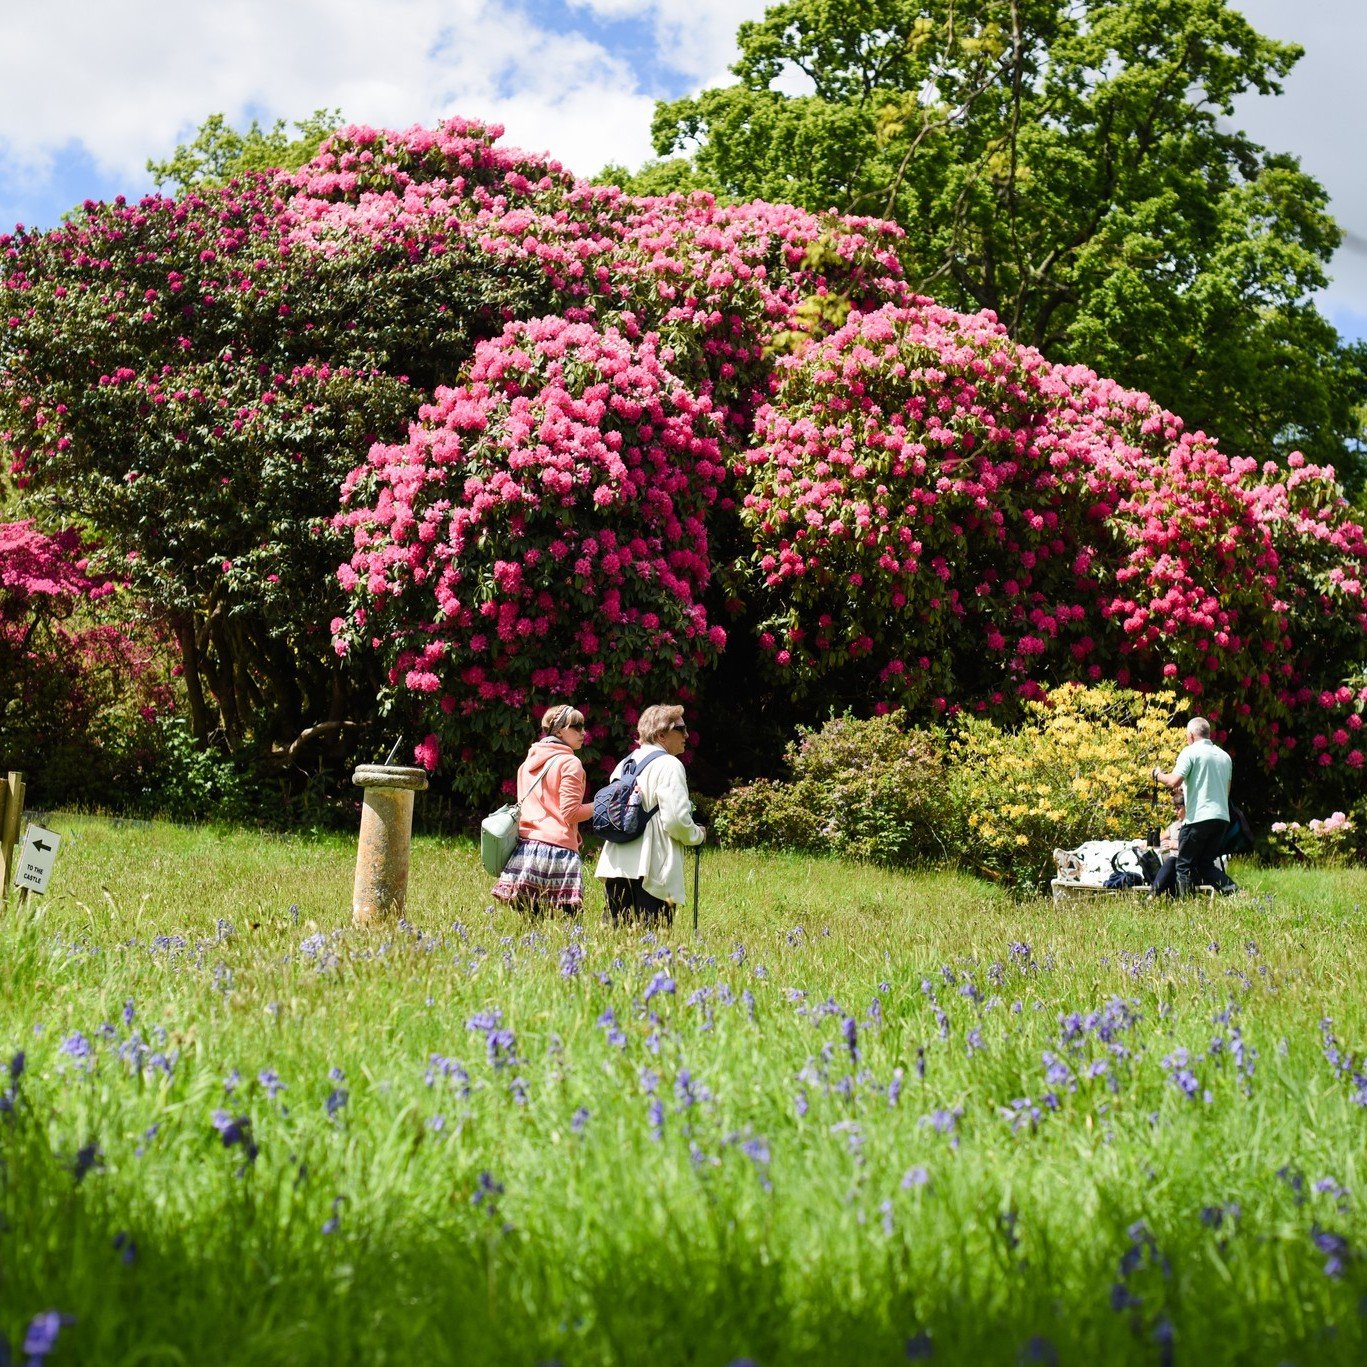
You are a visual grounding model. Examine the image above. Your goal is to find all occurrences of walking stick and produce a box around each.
[692,842,701,934]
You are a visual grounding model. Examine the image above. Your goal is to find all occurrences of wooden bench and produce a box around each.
[1050,879,1219,904]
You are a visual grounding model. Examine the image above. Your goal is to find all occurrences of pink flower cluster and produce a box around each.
[336,315,726,788]
[742,304,1367,765]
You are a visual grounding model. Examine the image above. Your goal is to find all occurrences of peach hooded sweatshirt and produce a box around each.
[516,738,595,852]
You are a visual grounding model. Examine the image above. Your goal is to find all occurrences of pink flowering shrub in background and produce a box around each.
[739,303,1367,785]
[336,315,727,795]
[4,115,1367,814]
[0,522,171,804]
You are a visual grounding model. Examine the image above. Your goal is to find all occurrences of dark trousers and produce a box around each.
[1176,819,1228,897]
[1151,856,1178,897]
[604,877,672,928]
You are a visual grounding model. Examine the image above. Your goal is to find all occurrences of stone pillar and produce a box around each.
[351,764,428,926]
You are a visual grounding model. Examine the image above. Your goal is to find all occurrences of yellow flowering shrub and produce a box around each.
[947,684,1179,892]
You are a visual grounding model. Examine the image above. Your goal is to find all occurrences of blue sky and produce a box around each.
[1,0,1363,341]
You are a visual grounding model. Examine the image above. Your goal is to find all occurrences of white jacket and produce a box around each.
[593,744,704,904]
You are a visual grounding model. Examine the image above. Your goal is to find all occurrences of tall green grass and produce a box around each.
[3,816,1366,1364]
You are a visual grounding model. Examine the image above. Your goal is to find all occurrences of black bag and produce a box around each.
[1218,805,1255,856]
[1103,869,1145,889]
[591,751,665,843]
[1135,847,1163,883]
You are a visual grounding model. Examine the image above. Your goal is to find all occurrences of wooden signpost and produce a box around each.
[0,770,24,908]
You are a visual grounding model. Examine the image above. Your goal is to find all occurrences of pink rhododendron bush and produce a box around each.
[336,315,728,789]
[4,116,1367,808]
[743,305,1367,770]
[0,522,171,803]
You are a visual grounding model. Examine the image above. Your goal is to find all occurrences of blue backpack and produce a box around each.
[591,751,665,843]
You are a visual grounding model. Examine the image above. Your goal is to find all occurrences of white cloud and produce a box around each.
[0,0,661,198]
[0,0,1362,336]
[567,0,767,84]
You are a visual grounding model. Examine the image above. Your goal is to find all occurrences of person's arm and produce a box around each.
[557,758,593,827]
[655,760,704,846]
[1152,751,1187,791]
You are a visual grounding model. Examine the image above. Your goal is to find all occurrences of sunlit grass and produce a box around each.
[2,815,1366,1364]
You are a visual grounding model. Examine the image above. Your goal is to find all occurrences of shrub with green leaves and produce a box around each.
[714,711,946,866]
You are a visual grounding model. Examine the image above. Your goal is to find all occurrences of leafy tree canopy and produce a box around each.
[652,0,1367,483]
[146,109,342,192]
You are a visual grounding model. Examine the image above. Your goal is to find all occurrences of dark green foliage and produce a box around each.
[714,710,948,865]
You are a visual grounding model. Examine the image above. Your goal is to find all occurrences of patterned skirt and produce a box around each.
[491,839,584,910]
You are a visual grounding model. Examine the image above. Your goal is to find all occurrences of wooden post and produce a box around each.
[0,771,24,906]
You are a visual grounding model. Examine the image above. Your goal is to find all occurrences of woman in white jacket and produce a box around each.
[595,703,705,928]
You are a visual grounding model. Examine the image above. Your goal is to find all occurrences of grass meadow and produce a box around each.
[3,815,1367,1364]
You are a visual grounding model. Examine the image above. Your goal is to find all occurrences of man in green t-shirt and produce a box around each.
[1152,717,1233,897]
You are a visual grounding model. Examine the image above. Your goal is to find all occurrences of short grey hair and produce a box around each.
[637,704,684,744]
[1187,716,1211,739]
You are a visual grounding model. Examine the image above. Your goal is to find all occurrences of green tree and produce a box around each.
[147,110,342,192]
[653,0,1367,480]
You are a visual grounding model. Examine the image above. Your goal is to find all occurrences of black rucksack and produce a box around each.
[1219,805,1255,856]
[591,751,665,843]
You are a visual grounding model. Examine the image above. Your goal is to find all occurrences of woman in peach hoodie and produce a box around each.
[491,704,595,915]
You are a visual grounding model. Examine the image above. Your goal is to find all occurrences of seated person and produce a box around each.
[1149,791,1184,897]
[1150,790,1237,896]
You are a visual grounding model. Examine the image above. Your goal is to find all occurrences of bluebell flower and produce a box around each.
[571,1106,590,1134]
[258,1069,286,1099]
[23,1311,74,1362]
[888,1068,904,1107]
[1312,1225,1350,1278]
[59,1032,94,1068]
[8,1050,23,1082]
[472,1171,503,1212]
[794,1088,809,1118]
[559,943,584,978]
[915,1046,926,1079]
[843,1016,859,1064]
[210,1110,257,1161]
[647,1097,665,1140]
[71,1142,102,1184]
[643,971,676,1003]
[322,1195,344,1235]
[223,1068,240,1094]
[510,1076,529,1105]
[1018,1335,1057,1365]
[901,1166,930,1190]
[639,1066,659,1094]
[1110,1282,1141,1311]
[905,1329,933,1359]
[880,1199,895,1236]
[113,1230,137,1265]
[326,1088,348,1118]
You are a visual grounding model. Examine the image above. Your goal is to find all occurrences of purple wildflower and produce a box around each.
[905,1329,933,1359]
[258,1068,286,1099]
[471,1171,503,1212]
[326,1088,348,1118]
[647,1097,665,1140]
[59,1032,93,1068]
[210,1110,258,1161]
[71,1141,102,1184]
[888,1067,904,1107]
[112,1230,136,1264]
[23,1311,75,1362]
[643,970,676,1003]
[571,1106,590,1134]
[1312,1225,1350,1278]
[842,1016,859,1064]
[901,1166,930,1190]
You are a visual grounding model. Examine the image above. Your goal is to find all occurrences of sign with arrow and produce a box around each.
[13,824,60,894]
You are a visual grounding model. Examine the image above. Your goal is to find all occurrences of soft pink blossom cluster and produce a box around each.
[742,304,1367,762]
[335,314,727,785]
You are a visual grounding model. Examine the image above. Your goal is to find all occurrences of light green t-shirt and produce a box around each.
[1174,740,1233,824]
